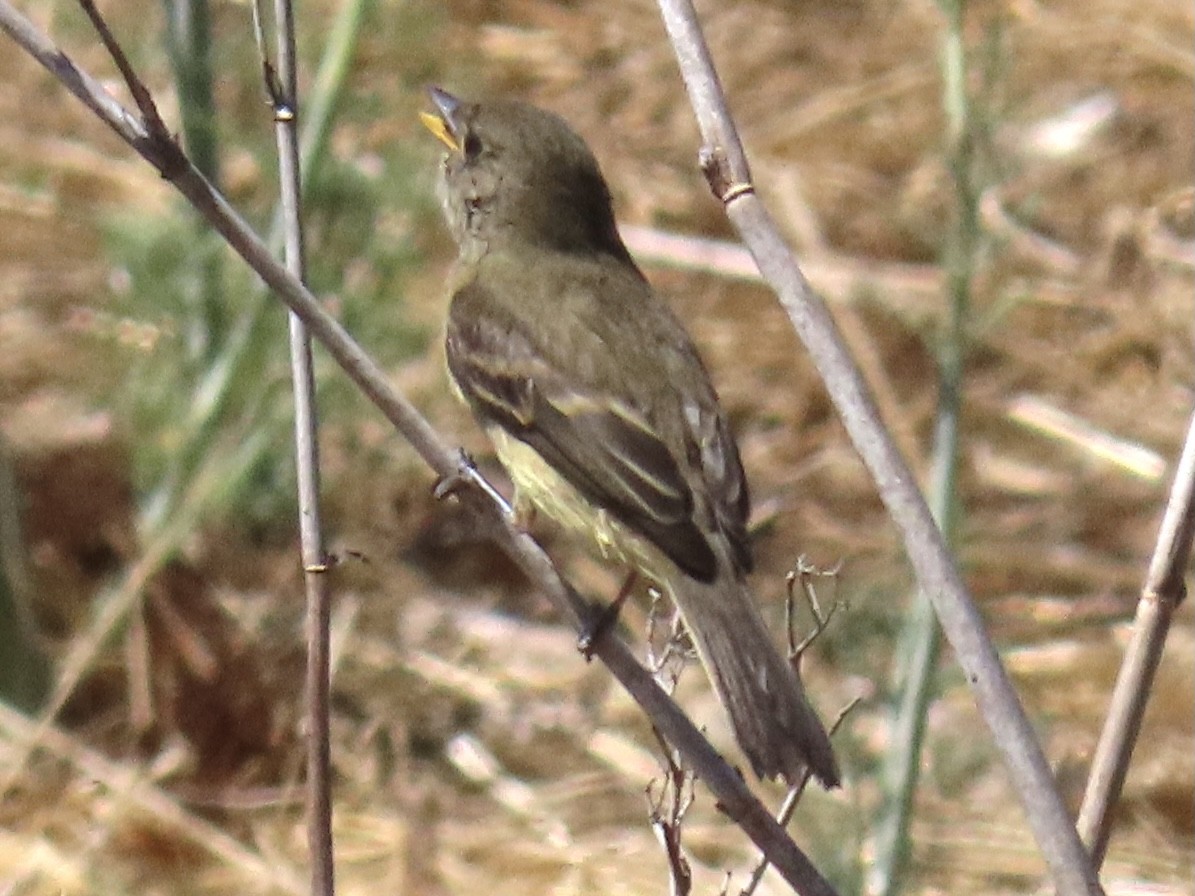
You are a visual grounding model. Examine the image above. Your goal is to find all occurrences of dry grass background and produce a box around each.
[0,0,1192,893]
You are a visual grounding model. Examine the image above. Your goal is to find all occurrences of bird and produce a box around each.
[421,86,839,788]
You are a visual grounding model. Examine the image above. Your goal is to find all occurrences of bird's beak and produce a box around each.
[420,86,462,152]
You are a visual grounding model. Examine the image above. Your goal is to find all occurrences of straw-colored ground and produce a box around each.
[0,0,1191,893]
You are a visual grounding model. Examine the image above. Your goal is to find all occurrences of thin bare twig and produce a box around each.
[739,567,850,896]
[652,0,1103,893]
[784,557,843,660]
[647,729,695,896]
[0,7,836,893]
[741,697,862,896]
[255,0,336,890]
[1077,404,1195,866]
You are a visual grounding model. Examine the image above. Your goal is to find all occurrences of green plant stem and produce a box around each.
[141,0,370,536]
[161,0,226,357]
[870,3,978,892]
[298,0,370,196]
[0,436,51,712]
[0,426,269,798]
[869,393,959,896]
[162,0,217,181]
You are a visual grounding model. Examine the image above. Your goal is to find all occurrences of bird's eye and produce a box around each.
[463,131,483,159]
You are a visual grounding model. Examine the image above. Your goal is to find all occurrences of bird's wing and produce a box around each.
[445,278,721,582]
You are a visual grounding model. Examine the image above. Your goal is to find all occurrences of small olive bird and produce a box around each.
[422,87,839,787]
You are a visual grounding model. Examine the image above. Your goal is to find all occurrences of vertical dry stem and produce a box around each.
[1077,406,1195,865]
[255,0,336,889]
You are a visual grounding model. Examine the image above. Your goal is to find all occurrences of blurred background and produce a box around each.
[0,0,1191,893]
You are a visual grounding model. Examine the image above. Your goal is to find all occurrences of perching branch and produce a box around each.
[0,5,835,893]
[652,0,1104,894]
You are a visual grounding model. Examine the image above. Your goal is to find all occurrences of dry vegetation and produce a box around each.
[0,0,1192,893]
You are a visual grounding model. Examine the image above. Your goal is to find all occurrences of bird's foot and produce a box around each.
[433,449,513,518]
[578,571,638,659]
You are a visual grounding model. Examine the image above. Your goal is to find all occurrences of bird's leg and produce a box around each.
[432,448,479,499]
[578,570,639,659]
[432,449,513,518]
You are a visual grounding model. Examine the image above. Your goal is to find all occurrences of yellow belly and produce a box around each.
[488,427,673,585]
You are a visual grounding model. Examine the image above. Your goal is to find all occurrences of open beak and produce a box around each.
[420,86,462,152]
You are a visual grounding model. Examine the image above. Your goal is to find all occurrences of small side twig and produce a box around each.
[75,0,187,178]
[1076,404,1195,867]
[249,0,285,112]
[645,588,695,688]
[740,697,862,896]
[647,729,696,896]
[784,557,843,660]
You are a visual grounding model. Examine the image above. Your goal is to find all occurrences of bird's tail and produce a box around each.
[668,570,840,788]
